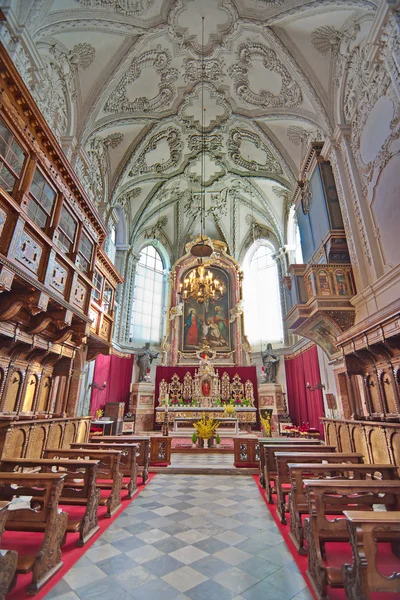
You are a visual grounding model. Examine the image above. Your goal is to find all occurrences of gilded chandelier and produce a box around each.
[179,265,225,304]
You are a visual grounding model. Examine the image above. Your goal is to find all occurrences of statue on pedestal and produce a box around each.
[262,343,280,383]
[137,342,159,382]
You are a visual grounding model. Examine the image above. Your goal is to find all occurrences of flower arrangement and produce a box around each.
[95,409,104,420]
[223,404,236,417]
[193,412,220,440]
[260,412,272,437]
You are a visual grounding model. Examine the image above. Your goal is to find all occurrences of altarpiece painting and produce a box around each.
[182,266,231,353]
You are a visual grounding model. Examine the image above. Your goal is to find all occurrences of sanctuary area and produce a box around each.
[0,1,398,599]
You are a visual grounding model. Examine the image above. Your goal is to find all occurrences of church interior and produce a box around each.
[0,0,399,598]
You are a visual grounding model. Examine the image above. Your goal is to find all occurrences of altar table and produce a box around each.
[155,406,257,428]
[173,416,239,434]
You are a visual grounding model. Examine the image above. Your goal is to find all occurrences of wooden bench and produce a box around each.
[0,502,17,600]
[258,438,322,488]
[343,511,400,600]
[263,444,336,503]
[0,458,101,546]
[0,472,67,594]
[303,479,400,599]
[44,448,123,517]
[88,436,150,484]
[275,452,364,524]
[287,462,398,554]
[71,442,138,498]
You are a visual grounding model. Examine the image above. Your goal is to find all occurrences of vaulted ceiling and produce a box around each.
[1,0,377,263]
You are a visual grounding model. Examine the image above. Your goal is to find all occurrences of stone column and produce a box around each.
[116,246,139,345]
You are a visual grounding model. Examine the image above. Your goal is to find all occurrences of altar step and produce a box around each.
[150,452,258,476]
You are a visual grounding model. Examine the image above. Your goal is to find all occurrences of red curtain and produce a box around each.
[155,365,259,429]
[90,354,134,416]
[284,345,325,437]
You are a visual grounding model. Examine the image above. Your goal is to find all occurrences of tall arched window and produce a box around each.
[243,241,283,345]
[130,245,164,343]
[287,206,303,264]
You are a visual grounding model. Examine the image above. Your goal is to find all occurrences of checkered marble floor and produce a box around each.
[45,475,312,600]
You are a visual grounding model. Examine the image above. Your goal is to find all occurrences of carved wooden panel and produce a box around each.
[3,371,22,412]
[77,419,89,443]
[4,428,26,458]
[50,261,67,295]
[29,426,47,458]
[63,422,75,447]
[369,428,390,464]
[100,316,111,340]
[72,280,87,310]
[0,205,7,237]
[89,307,99,332]
[47,423,63,449]
[37,376,52,412]
[21,374,37,412]
[14,231,43,274]
[0,265,14,292]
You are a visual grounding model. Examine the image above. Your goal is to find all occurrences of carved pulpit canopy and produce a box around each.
[163,239,251,367]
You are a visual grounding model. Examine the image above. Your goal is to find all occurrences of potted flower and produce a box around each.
[191,431,197,448]
[215,433,221,447]
[193,413,220,448]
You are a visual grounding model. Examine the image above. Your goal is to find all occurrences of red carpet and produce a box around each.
[253,475,399,600]
[3,474,156,599]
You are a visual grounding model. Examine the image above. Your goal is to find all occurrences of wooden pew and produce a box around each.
[44,448,123,517]
[287,463,398,554]
[303,479,400,600]
[88,435,150,484]
[263,444,336,503]
[342,511,400,600]
[0,502,17,600]
[276,452,364,524]
[71,442,138,498]
[0,472,67,594]
[0,458,101,546]
[258,438,322,488]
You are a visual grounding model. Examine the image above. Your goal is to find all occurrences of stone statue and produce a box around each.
[262,343,280,383]
[137,342,159,382]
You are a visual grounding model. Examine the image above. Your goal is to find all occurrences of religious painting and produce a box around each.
[181,266,231,352]
[318,270,331,296]
[309,321,337,357]
[335,269,348,296]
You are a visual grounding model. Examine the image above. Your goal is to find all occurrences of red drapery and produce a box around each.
[284,345,325,437]
[155,365,259,429]
[90,354,134,416]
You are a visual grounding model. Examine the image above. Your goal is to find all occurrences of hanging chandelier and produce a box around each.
[190,16,213,260]
[179,264,225,304]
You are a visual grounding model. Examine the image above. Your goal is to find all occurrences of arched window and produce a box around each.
[243,241,283,345]
[287,206,303,264]
[130,245,164,344]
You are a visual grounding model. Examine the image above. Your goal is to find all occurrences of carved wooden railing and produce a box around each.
[0,416,91,460]
[322,417,400,471]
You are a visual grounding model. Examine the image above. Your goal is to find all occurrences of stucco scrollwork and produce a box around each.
[228,128,283,174]
[183,58,224,82]
[344,37,400,195]
[188,134,223,153]
[184,154,227,187]
[229,41,302,108]
[129,127,183,176]
[104,46,178,113]
[76,0,155,16]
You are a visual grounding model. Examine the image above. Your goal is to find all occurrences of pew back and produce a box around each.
[88,436,149,483]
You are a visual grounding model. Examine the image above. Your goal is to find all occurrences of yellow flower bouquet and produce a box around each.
[193,412,220,440]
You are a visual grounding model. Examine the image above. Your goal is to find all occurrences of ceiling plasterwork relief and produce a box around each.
[183,58,224,83]
[178,82,231,133]
[168,0,239,56]
[49,42,96,101]
[229,41,302,109]
[184,153,227,187]
[104,45,178,113]
[75,0,155,16]
[187,133,223,153]
[129,127,183,176]
[228,127,283,174]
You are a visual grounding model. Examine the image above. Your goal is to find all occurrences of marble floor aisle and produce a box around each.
[45,474,313,600]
